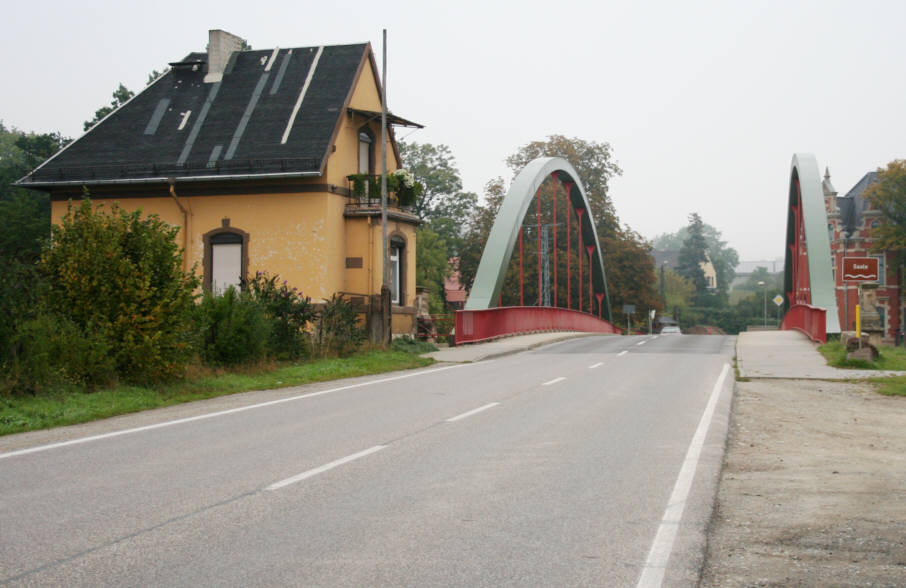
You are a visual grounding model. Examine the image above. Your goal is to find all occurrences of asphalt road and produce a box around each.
[0,334,735,587]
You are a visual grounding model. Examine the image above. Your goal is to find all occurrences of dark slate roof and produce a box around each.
[838,171,879,234]
[19,43,369,187]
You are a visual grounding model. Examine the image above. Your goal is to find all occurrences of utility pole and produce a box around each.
[380,29,388,290]
[379,29,390,344]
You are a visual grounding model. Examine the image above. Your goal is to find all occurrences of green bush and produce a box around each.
[39,200,199,384]
[391,335,437,354]
[0,258,40,376]
[10,313,116,392]
[314,294,365,357]
[196,287,271,366]
[245,272,315,359]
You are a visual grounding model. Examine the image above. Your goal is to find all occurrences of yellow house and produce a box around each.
[18,30,422,336]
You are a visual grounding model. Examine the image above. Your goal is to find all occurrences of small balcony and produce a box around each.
[344,173,420,218]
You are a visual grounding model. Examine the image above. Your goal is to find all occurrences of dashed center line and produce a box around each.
[446,402,499,422]
[267,445,386,491]
[542,377,566,386]
[618,350,629,357]
[589,362,603,369]
[636,340,648,346]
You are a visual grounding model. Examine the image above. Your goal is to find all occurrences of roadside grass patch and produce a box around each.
[870,375,906,396]
[819,340,906,371]
[0,351,433,436]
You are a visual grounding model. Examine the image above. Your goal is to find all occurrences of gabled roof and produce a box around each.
[838,171,880,234]
[19,42,393,188]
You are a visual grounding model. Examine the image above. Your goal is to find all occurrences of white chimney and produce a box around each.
[205,29,243,83]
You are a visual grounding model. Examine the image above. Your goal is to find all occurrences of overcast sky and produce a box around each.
[4,0,903,261]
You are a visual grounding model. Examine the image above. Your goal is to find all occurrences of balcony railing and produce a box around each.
[345,174,417,213]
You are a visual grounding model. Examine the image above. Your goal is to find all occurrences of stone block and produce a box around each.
[847,344,879,362]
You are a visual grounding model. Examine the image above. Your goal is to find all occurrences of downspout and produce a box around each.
[168,178,192,273]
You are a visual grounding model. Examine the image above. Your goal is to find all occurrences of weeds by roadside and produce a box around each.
[0,350,433,436]
[818,340,906,371]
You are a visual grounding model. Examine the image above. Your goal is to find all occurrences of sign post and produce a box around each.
[622,304,635,335]
[843,257,879,336]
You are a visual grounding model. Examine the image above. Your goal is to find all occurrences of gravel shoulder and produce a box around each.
[700,378,906,587]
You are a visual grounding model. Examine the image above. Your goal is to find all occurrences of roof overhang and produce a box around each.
[16,170,322,190]
[347,107,424,128]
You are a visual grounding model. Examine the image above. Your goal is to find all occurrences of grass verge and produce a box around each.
[0,350,433,437]
[818,340,906,371]
[869,375,906,396]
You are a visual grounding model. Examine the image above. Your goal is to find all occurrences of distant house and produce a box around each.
[651,248,718,290]
[824,168,900,342]
[18,30,423,335]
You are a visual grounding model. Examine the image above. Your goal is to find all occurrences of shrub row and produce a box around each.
[0,201,366,395]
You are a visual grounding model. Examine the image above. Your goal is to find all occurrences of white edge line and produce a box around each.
[280,45,323,144]
[0,364,467,461]
[636,363,731,588]
[266,445,386,491]
[618,350,629,357]
[542,377,566,386]
[589,362,603,369]
[446,402,499,423]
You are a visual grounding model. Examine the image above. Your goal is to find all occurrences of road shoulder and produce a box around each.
[700,378,906,586]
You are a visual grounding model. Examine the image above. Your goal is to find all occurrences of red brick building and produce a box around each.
[823,169,900,342]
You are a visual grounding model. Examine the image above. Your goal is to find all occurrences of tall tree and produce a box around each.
[399,141,477,255]
[505,134,622,233]
[415,227,451,313]
[652,220,739,293]
[0,123,69,262]
[457,178,507,294]
[867,159,906,257]
[676,212,709,294]
[84,83,135,131]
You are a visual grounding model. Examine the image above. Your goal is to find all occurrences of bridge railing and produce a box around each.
[454,307,620,345]
[781,303,827,343]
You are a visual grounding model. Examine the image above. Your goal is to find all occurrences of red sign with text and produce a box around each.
[842,257,879,282]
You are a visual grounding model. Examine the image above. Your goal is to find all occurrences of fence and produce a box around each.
[781,303,827,343]
[454,306,620,345]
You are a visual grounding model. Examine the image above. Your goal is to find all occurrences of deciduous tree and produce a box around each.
[867,159,906,256]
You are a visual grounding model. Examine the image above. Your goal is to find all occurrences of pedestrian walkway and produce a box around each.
[423,331,602,363]
[736,330,906,379]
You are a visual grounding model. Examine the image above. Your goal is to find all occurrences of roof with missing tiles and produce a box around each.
[19,43,373,188]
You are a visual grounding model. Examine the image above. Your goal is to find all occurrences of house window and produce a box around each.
[203,226,249,294]
[358,130,374,175]
[872,255,886,285]
[390,237,405,306]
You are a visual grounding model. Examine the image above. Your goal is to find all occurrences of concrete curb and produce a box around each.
[422,332,604,364]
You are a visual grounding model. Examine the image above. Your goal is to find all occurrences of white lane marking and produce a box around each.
[589,362,603,369]
[0,364,467,461]
[542,377,566,386]
[618,350,629,357]
[281,45,323,144]
[636,340,647,346]
[446,402,500,423]
[636,363,731,588]
[652,335,660,340]
[266,445,386,491]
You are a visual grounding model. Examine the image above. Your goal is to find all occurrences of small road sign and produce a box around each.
[772,295,783,306]
[622,304,635,315]
[842,257,879,282]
